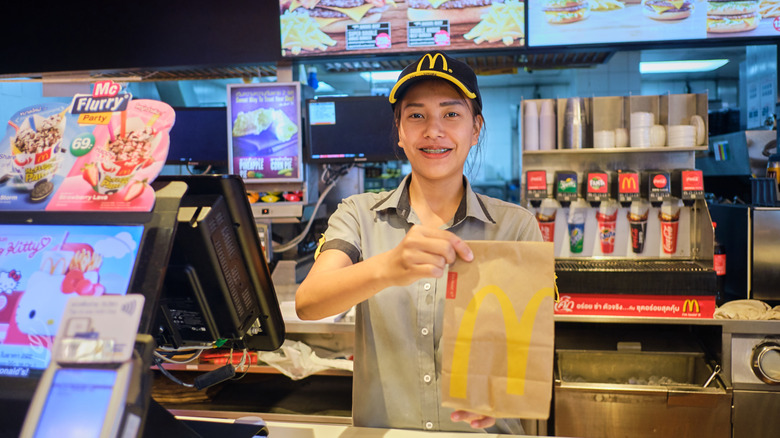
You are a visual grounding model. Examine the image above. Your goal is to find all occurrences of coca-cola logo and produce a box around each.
[653,174,668,188]
[682,170,704,191]
[662,223,677,253]
[527,171,547,190]
[554,296,575,313]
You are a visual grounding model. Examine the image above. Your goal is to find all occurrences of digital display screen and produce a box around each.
[278,0,526,58]
[306,96,402,163]
[227,83,303,182]
[167,107,229,165]
[34,368,117,438]
[0,225,143,376]
[528,0,780,47]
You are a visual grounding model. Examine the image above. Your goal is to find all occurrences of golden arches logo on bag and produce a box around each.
[448,283,554,398]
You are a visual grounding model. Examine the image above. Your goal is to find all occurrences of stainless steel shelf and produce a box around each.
[523,146,708,155]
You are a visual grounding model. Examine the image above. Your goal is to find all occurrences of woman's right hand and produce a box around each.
[378,224,474,286]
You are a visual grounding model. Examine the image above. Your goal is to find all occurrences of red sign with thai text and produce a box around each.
[554,293,715,318]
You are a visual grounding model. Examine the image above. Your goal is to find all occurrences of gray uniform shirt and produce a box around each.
[318,175,542,433]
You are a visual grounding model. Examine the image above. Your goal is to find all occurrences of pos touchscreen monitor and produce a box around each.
[0,186,185,437]
[153,174,285,351]
[305,95,404,164]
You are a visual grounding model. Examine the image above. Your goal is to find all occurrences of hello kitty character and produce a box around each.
[14,270,72,338]
[0,270,21,311]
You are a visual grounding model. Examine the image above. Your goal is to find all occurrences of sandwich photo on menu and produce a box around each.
[410,0,526,46]
[706,0,761,33]
[643,0,694,20]
[407,0,498,24]
[529,0,706,45]
[541,0,591,23]
[285,0,392,32]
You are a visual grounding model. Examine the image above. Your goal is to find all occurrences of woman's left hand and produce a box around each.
[450,410,496,429]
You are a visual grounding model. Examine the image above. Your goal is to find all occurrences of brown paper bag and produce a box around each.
[441,240,555,419]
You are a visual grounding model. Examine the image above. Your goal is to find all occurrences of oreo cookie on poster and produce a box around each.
[707,0,761,33]
[30,179,54,202]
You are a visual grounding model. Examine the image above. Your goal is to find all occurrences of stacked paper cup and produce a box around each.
[523,100,539,151]
[594,130,616,149]
[630,112,654,148]
[667,125,696,147]
[538,100,556,151]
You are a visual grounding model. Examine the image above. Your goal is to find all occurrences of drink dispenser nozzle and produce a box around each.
[525,170,549,208]
[583,170,611,207]
[613,169,642,208]
[553,171,578,208]
[671,169,705,207]
[644,170,672,208]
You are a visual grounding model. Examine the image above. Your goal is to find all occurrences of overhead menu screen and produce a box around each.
[279,0,526,57]
[529,0,780,46]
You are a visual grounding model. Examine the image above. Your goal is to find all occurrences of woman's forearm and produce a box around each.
[295,251,396,320]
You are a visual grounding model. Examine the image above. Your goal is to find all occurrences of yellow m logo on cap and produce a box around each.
[419,53,449,73]
[450,285,553,398]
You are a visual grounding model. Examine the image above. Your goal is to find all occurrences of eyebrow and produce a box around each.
[403,100,466,110]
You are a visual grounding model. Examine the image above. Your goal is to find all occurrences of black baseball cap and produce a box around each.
[388,51,482,111]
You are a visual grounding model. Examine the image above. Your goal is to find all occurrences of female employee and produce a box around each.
[295,51,542,434]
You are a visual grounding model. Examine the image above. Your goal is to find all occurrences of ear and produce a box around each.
[472,114,484,145]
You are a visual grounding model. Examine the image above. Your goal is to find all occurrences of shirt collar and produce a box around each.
[371,174,495,225]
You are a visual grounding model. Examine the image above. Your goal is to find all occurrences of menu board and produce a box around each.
[227,83,303,182]
[0,81,175,212]
[279,0,525,57]
[529,0,780,46]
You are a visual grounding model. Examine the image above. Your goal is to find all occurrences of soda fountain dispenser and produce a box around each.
[526,170,558,243]
[554,171,578,208]
[583,170,611,207]
[613,169,641,207]
[644,170,672,207]
[672,169,705,207]
[525,170,549,208]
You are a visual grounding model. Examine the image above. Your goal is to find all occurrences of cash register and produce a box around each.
[0,175,285,438]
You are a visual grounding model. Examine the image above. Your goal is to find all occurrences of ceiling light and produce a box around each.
[360,71,403,82]
[639,59,729,74]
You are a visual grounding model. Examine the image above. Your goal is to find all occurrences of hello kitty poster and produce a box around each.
[0,224,142,374]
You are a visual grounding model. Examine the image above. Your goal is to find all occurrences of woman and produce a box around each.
[296,51,542,433]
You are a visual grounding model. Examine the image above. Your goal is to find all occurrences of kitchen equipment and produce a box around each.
[709,204,780,303]
[555,347,730,438]
[722,321,780,438]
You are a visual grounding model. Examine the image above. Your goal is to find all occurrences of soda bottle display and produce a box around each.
[713,222,726,306]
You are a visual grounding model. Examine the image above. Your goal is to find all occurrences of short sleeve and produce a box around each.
[518,211,543,242]
[319,196,363,264]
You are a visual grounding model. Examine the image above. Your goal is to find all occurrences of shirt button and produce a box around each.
[423,374,432,383]
[421,327,429,336]
[423,282,432,291]
[425,421,434,430]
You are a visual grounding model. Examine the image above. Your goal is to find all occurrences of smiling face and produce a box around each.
[395,79,483,185]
